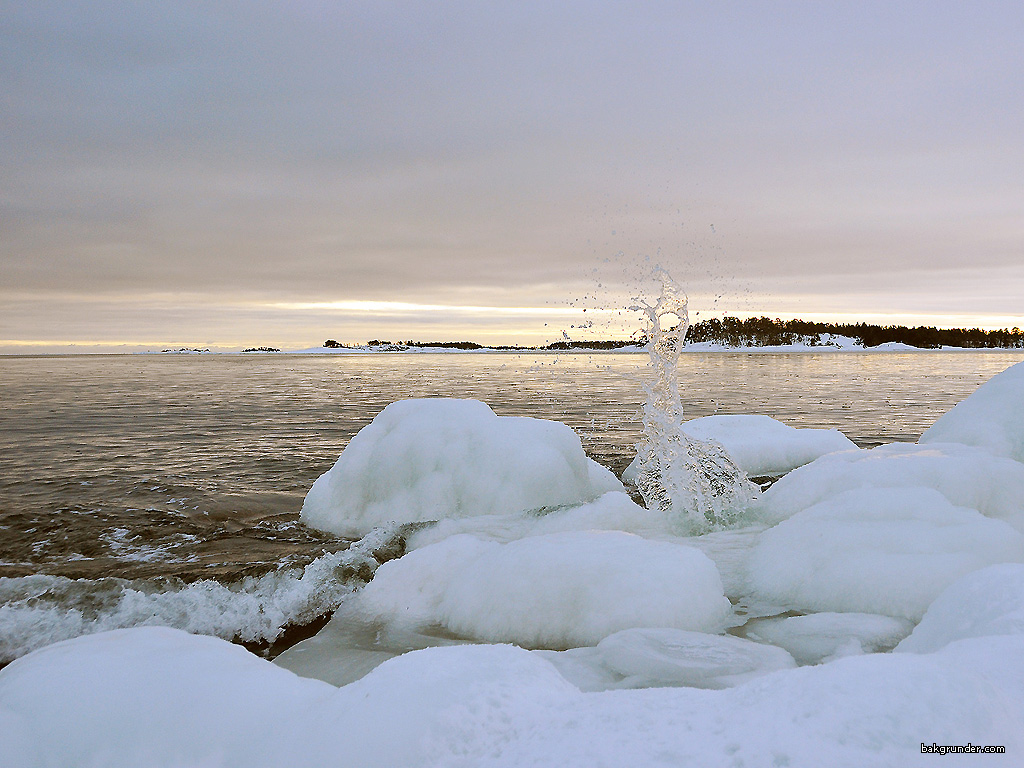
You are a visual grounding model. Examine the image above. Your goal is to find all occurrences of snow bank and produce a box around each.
[744,612,913,665]
[678,414,855,476]
[538,627,795,691]
[747,487,1024,620]
[4,626,1024,767]
[756,441,1024,531]
[920,360,1024,463]
[896,563,1024,654]
[353,531,731,648]
[300,398,623,537]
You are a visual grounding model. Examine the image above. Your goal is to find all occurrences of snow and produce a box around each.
[537,627,796,691]
[3,626,1024,767]
[756,441,1024,531]
[920,360,1024,463]
[350,531,731,649]
[744,612,913,665]
[678,414,855,476]
[747,486,1024,620]
[896,563,1024,654]
[300,398,623,537]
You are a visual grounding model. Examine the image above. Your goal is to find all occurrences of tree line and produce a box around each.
[684,317,1024,349]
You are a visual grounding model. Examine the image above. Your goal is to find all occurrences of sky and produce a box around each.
[2,1,1023,351]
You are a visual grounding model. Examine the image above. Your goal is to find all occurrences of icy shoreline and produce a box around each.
[3,358,1024,766]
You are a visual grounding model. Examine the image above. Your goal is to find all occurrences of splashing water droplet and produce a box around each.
[628,267,757,534]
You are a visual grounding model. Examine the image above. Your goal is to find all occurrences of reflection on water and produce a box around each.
[1,351,1022,582]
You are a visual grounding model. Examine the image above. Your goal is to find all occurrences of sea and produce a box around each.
[2,349,1023,664]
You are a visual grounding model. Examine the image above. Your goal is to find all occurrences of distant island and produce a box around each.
[318,318,1024,352]
[684,317,1024,349]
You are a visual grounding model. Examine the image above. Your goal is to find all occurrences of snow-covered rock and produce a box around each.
[896,563,1024,654]
[747,486,1024,620]
[679,414,856,476]
[352,531,732,648]
[920,360,1024,463]
[300,398,623,536]
[756,441,1024,531]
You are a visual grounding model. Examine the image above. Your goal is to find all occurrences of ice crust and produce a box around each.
[748,486,1024,620]
[920,360,1024,463]
[300,398,623,537]
[352,531,732,648]
[3,626,1024,767]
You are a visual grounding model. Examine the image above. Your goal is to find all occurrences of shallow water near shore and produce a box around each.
[2,350,1023,662]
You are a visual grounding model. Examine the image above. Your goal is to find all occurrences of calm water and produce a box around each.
[2,350,1023,583]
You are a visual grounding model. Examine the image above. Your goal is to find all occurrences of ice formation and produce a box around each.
[676,414,856,477]
[743,612,913,665]
[351,531,731,648]
[537,627,796,691]
[627,269,757,533]
[747,486,1024,620]
[920,359,1024,462]
[756,441,1024,531]
[300,398,623,537]
[896,563,1024,653]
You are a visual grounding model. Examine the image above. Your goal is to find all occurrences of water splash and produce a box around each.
[629,268,757,534]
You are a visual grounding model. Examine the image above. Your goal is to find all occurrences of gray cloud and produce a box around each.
[3,1,1023,345]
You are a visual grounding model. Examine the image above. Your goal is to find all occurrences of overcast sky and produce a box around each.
[2,1,1023,350]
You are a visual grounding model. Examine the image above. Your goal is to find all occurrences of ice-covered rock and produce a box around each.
[747,486,1024,620]
[744,612,913,665]
[678,415,856,477]
[300,398,623,536]
[920,360,1024,463]
[896,563,1024,654]
[352,531,732,648]
[756,441,1024,531]
[538,627,796,691]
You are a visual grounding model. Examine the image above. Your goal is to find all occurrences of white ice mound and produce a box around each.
[920,360,1024,463]
[756,441,1024,531]
[538,627,795,691]
[679,415,856,477]
[0,626,334,768]
[744,612,913,665]
[354,531,732,648]
[300,398,623,536]
[896,563,1024,654]
[747,486,1024,620]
